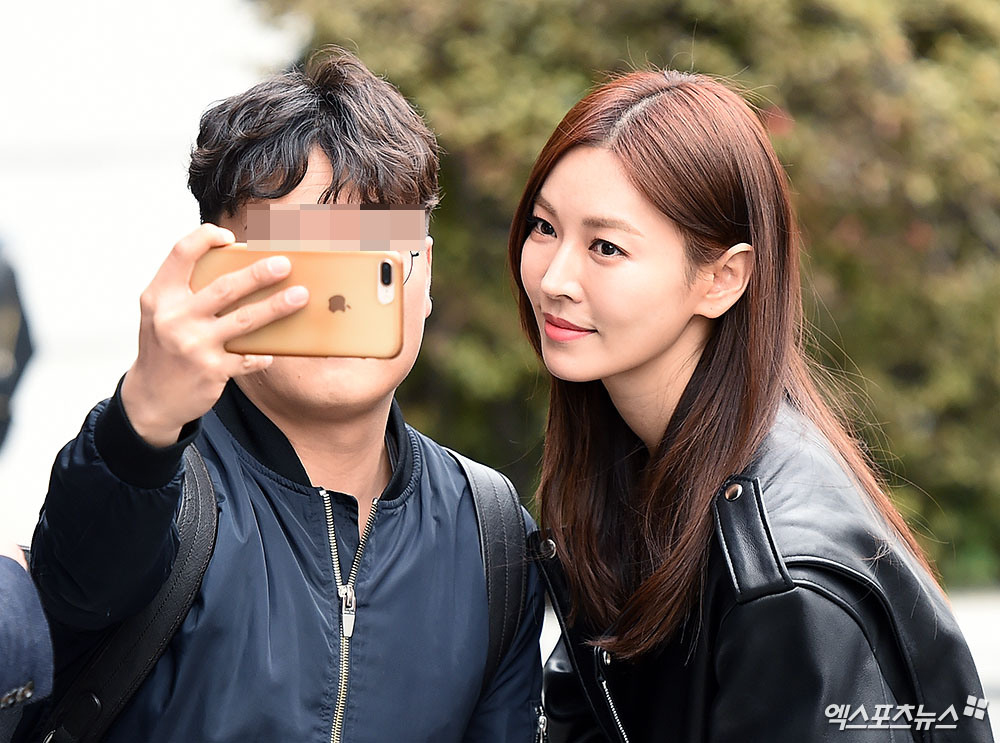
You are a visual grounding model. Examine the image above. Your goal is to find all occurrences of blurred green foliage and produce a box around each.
[259,0,1000,586]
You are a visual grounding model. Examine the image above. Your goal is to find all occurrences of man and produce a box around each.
[23,48,543,742]
[0,249,48,741]
[1,542,52,735]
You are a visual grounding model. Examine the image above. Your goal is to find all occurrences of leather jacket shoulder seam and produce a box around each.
[784,555,888,599]
[715,579,865,643]
[790,577,872,648]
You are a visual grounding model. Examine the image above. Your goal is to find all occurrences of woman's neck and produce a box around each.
[601,321,709,451]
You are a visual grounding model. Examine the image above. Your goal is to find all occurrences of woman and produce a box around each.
[509,69,992,742]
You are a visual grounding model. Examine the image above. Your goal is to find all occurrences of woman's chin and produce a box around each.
[541,356,602,384]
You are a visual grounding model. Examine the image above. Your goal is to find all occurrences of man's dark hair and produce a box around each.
[189,46,440,223]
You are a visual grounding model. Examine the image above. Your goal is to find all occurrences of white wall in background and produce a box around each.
[0,0,307,538]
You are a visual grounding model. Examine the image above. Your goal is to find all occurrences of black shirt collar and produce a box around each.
[212,379,411,500]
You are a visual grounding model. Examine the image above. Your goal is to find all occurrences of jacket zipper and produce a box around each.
[534,704,549,743]
[536,546,630,743]
[599,678,630,743]
[320,488,380,743]
[595,649,630,743]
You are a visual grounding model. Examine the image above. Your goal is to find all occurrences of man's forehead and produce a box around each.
[248,203,424,212]
[245,203,426,251]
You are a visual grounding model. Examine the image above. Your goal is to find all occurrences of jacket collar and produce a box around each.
[212,379,412,500]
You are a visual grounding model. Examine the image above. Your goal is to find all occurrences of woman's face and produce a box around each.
[519,145,716,392]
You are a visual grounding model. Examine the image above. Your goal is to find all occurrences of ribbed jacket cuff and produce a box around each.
[93,376,201,489]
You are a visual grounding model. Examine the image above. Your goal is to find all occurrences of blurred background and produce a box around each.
[1,0,997,716]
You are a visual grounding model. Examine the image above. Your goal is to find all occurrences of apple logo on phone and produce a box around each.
[328,295,350,313]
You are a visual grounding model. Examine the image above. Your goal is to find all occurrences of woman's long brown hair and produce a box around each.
[508,69,937,659]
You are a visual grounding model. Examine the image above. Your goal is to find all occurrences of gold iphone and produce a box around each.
[190,245,404,358]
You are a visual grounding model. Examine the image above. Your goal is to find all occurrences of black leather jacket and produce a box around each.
[534,404,993,743]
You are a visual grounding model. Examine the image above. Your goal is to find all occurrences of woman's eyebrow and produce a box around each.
[534,194,642,236]
[582,215,642,236]
[533,194,558,215]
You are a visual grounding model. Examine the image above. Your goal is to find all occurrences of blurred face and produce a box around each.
[519,145,714,395]
[218,147,433,420]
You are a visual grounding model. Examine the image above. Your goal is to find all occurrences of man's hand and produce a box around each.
[120,224,309,447]
[1,541,28,570]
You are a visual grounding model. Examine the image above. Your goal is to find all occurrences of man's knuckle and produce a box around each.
[211,276,236,303]
[172,238,197,261]
[231,305,254,330]
[148,308,168,336]
[271,291,290,312]
[166,324,205,356]
[174,334,200,357]
[138,290,157,315]
[201,354,225,376]
[250,261,269,283]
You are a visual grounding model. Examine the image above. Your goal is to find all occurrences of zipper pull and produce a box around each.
[338,584,357,639]
[534,705,549,743]
[594,647,612,682]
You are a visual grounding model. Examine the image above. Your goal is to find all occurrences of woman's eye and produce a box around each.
[527,216,556,237]
[593,240,623,257]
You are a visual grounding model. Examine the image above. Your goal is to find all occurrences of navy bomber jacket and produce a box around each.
[24,380,544,742]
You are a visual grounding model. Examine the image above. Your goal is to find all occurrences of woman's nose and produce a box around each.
[539,244,582,301]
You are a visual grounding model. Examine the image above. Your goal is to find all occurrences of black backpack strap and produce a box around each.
[446,449,527,693]
[35,445,218,743]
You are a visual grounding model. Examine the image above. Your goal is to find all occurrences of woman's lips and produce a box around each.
[542,313,595,342]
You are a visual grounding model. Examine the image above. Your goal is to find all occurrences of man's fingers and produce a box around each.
[214,284,309,342]
[229,353,275,377]
[190,255,293,317]
[158,224,237,287]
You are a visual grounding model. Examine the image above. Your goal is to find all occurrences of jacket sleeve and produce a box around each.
[710,584,902,742]
[29,380,199,632]
[0,556,53,706]
[462,516,545,743]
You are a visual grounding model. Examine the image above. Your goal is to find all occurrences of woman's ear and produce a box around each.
[695,242,753,319]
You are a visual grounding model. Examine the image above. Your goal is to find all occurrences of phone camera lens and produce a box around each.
[380,260,393,286]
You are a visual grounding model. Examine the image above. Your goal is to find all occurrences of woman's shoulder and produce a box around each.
[742,402,892,562]
[707,400,927,605]
[705,404,987,736]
